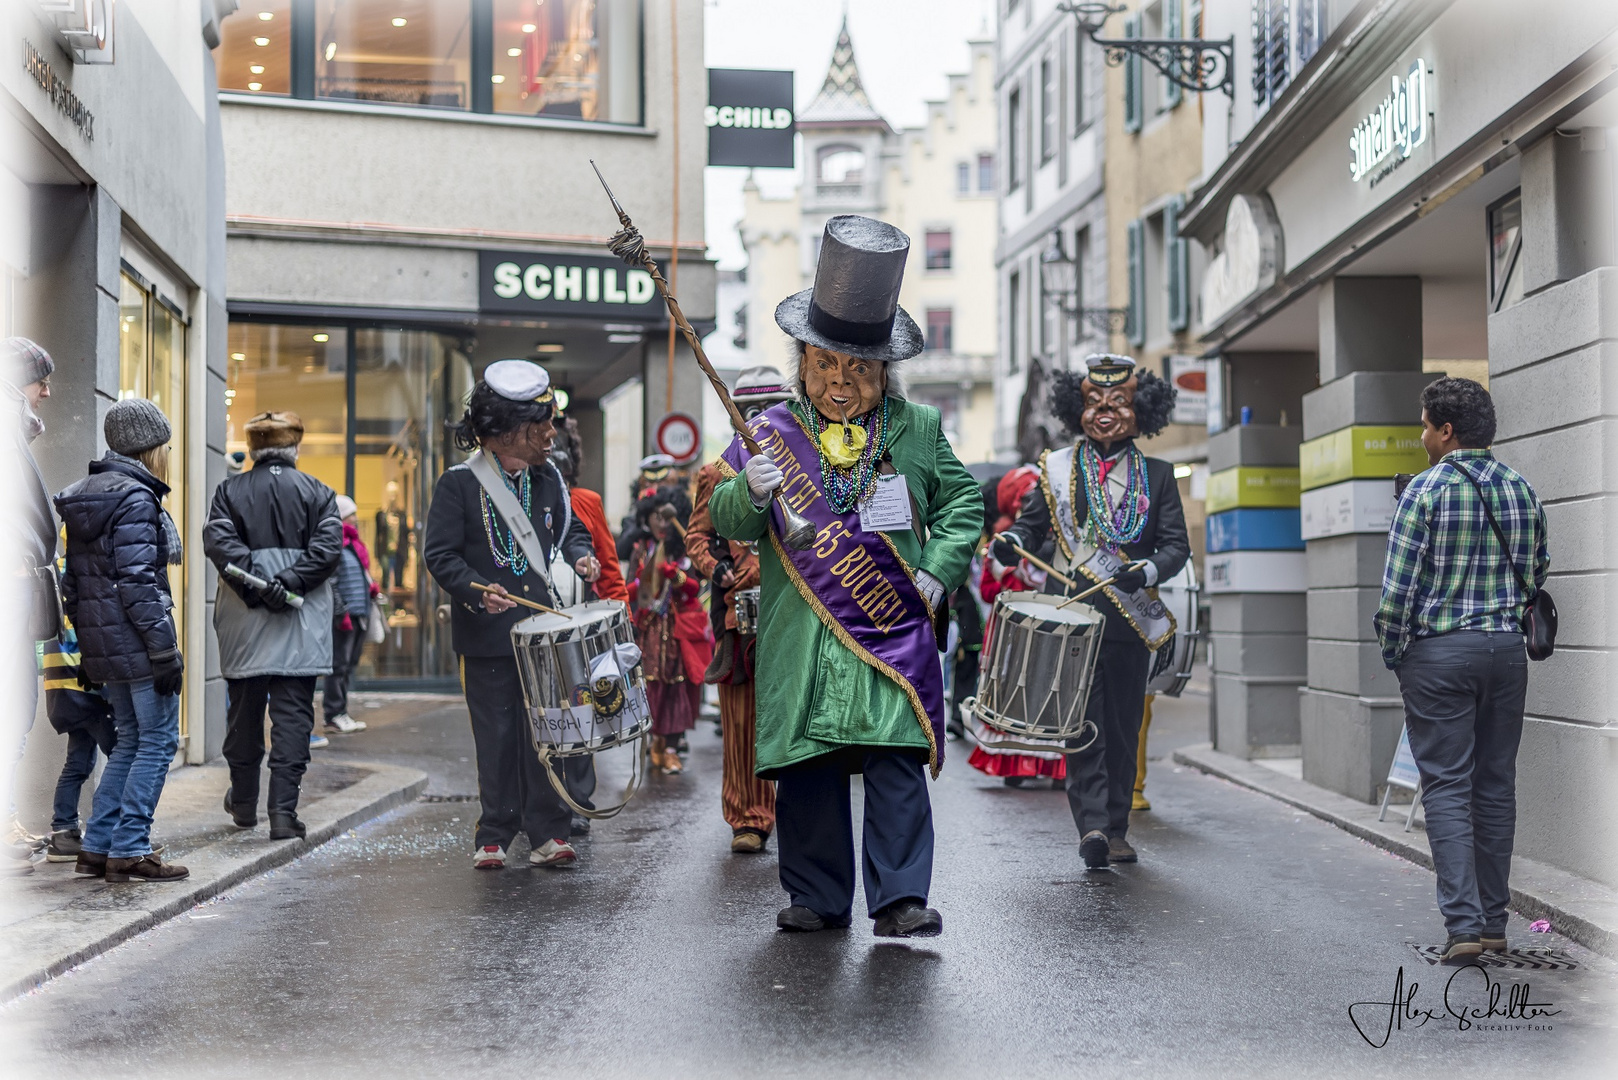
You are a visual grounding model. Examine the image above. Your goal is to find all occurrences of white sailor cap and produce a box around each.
[484,359,555,406]
[637,453,676,477]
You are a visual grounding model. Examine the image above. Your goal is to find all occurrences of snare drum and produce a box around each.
[1145,560,1201,697]
[511,601,653,758]
[966,592,1105,752]
[733,587,761,636]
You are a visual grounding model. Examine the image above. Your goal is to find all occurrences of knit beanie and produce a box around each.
[2,336,54,386]
[245,410,304,450]
[104,397,172,455]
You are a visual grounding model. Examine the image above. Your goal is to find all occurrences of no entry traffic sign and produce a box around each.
[656,412,702,464]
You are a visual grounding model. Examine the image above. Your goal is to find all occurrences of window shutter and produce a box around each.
[1166,196,1190,332]
[1165,1,1183,109]
[1127,218,1145,346]
[1123,15,1142,134]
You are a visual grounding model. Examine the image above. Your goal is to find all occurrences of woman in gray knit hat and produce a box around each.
[53,397,189,883]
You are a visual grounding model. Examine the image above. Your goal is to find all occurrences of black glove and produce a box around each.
[711,557,735,588]
[151,649,184,697]
[260,578,290,611]
[991,532,1022,566]
[1110,567,1149,594]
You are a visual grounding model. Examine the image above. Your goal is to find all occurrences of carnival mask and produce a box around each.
[1080,377,1139,445]
[802,344,886,424]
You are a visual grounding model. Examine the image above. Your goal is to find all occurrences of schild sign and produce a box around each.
[656,412,701,464]
[707,68,794,168]
[479,251,664,321]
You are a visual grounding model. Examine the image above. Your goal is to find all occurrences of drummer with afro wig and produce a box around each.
[992,355,1188,869]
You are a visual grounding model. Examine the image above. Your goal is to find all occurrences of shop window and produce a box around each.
[978,152,995,193]
[226,323,350,494]
[493,0,642,123]
[316,0,472,109]
[925,229,953,272]
[925,308,953,353]
[1488,191,1523,314]
[217,0,292,95]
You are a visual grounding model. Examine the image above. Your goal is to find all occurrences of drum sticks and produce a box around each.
[471,581,564,617]
[1004,543,1148,610]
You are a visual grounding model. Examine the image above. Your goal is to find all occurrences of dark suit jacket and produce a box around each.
[1009,441,1190,642]
[422,460,594,658]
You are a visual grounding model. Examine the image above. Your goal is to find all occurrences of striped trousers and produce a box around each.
[717,681,775,835]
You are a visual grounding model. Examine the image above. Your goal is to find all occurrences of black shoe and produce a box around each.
[46,828,83,862]
[1080,830,1111,869]
[1108,835,1138,863]
[224,788,257,829]
[873,902,943,938]
[268,812,307,840]
[1440,934,1483,963]
[674,734,690,753]
[776,905,850,932]
[569,815,591,837]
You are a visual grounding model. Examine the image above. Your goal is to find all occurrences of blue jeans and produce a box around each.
[52,726,109,832]
[82,680,180,859]
[1396,631,1528,938]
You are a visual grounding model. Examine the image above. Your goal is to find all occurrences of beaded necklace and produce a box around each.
[1078,439,1149,552]
[800,397,892,514]
[478,451,532,575]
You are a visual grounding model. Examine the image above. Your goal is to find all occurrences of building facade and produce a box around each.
[4,0,232,765]
[1185,0,1617,888]
[739,19,999,465]
[213,0,714,687]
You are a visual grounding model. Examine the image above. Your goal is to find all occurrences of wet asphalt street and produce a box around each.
[3,690,1614,1080]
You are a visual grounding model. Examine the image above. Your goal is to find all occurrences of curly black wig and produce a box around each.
[452,381,555,453]
[1049,368,1177,441]
[636,484,693,558]
[1420,377,1495,448]
[548,416,582,485]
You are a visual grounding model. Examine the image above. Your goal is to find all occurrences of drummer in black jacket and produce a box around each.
[423,360,600,872]
[992,355,1188,869]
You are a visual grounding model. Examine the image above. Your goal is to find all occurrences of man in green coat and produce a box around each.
[710,216,981,938]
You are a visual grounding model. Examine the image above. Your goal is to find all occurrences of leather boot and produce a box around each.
[105,854,189,883]
[268,812,307,840]
[224,788,257,828]
[74,850,107,877]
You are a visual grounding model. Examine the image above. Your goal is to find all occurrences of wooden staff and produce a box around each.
[471,581,564,617]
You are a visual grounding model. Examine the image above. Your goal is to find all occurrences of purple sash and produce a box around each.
[720,402,944,773]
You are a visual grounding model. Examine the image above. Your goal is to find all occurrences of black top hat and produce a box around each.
[774,216,924,362]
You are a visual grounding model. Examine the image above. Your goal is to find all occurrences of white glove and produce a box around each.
[915,569,946,612]
[744,453,784,506]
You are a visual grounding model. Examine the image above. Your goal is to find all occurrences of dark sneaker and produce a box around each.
[1481,933,1508,952]
[1440,934,1483,963]
[569,815,591,837]
[1108,835,1138,863]
[46,828,84,862]
[105,855,190,883]
[1080,829,1111,869]
[776,905,850,932]
[268,812,307,840]
[873,902,943,938]
[74,850,107,877]
[224,788,257,829]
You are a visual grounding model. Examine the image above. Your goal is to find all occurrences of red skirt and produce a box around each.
[967,745,1067,779]
[647,681,700,737]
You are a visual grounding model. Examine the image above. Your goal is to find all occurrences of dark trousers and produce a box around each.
[52,719,115,832]
[323,623,366,722]
[562,755,596,812]
[1397,631,1528,938]
[461,654,571,850]
[1065,638,1151,839]
[775,750,934,922]
[224,675,317,815]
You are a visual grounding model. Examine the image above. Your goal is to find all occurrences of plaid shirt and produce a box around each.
[1375,449,1549,668]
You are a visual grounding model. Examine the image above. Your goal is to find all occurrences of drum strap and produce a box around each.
[468,449,559,598]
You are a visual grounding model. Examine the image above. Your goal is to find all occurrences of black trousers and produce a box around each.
[323,623,365,722]
[775,750,934,922]
[462,654,571,850]
[224,675,317,815]
[1065,638,1151,839]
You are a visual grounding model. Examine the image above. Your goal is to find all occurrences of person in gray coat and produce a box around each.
[203,411,341,840]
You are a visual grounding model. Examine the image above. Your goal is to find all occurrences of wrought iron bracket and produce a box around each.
[1058,2,1235,99]
[1050,299,1131,337]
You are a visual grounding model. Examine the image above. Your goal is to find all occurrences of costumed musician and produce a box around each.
[709,216,981,937]
[686,366,795,854]
[992,355,1188,869]
[421,361,601,872]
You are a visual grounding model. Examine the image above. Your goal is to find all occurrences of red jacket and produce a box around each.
[569,487,629,603]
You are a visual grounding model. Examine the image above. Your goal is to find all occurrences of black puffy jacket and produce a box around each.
[55,455,179,683]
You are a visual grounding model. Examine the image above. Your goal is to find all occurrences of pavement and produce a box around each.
[2,685,1615,1079]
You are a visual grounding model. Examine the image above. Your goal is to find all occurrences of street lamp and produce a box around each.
[1059,2,1235,98]
[1039,231,1128,339]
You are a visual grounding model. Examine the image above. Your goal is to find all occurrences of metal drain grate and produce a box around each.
[1408,944,1578,970]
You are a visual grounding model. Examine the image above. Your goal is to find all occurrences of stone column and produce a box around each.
[1299,278,1431,801]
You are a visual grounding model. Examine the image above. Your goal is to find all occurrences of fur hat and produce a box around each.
[104,398,172,456]
[245,411,304,450]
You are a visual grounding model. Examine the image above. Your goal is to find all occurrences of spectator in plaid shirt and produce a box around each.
[1375,377,1548,964]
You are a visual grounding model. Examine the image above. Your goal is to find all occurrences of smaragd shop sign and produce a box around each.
[1348,60,1429,187]
[479,252,663,320]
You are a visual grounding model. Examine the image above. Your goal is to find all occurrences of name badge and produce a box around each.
[859,473,914,533]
